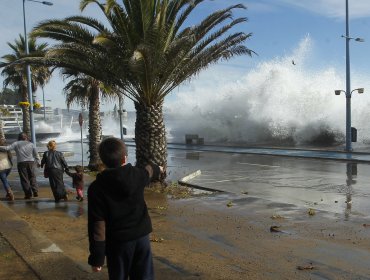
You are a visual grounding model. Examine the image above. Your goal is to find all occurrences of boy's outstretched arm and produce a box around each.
[144,163,164,181]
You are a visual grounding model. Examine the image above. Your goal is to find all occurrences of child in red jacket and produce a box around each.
[66,165,84,201]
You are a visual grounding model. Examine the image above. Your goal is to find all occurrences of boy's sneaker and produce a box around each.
[79,197,84,202]
[33,192,38,198]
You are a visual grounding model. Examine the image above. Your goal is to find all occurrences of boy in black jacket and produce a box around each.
[88,137,163,280]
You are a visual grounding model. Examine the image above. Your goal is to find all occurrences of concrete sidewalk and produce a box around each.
[0,201,100,280]
[125,140,370,163]
[0,199,199,280]
[166,143,370,163]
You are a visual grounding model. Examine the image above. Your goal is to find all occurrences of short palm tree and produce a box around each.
[1,35,51,136]
[62,69,113,170]
[0,119,4,143]
[31,0,254,167]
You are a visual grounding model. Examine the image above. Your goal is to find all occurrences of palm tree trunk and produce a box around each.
[87,86,102,171]
[0,120,5,143]
[135,102,167,169]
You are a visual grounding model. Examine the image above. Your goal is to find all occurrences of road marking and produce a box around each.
[41,243,63,253]
[237,162,280,168]
[180,170,201,182]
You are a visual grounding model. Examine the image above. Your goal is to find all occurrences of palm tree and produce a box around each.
[1,35,51,136]
[62,70,113,170]
[0,119,4,143]
[31,0,254,167]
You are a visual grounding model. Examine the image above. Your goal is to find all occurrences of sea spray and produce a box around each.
[165,36,370,146]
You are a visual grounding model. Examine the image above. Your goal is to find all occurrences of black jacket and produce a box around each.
[87,163,160,267]
[41,150,68,171]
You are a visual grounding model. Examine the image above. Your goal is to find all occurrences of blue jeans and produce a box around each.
[106,234,154,280]
[0,169,11,193]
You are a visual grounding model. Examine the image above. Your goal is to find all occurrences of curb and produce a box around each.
[178,170,224,193]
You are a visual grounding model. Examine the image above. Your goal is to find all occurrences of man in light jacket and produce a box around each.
[0,132,40,199]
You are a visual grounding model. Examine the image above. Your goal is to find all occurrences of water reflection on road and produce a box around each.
[9,198,86,218]
[167,150,370,220]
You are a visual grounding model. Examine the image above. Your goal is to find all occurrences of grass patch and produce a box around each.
[148,181,194,199]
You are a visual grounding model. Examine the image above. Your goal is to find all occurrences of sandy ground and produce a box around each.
[3,171,370,279]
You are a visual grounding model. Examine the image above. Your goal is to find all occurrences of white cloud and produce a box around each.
[279,0,370,19]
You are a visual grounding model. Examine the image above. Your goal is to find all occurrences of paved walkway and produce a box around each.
[125,140,370,162]
[0,198,199,280]
[165,143,370,163]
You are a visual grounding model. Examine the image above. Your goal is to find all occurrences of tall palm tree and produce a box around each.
[1,35,51,136]
[31,0,254,167]
[62,70,113,170]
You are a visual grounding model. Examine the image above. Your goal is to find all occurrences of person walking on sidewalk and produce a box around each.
[0,133,40,199]
[88,137,163,280]
[41,140,69,202]
[0,140,14,201]
[65,165,84,202]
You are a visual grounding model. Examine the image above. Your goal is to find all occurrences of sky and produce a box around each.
[1,0,370,112]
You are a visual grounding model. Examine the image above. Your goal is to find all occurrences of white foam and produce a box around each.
[164,36,370,145]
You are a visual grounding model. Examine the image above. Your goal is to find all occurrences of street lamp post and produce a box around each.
[118,95,124,140]
[42,86,46,121]
[335,87,364,150]
[340,0,364,152]
[22,0,53,145]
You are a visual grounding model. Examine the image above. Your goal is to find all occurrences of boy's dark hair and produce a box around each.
[18,132,28,141]
[99,137,127,168]
[75,165,83,173]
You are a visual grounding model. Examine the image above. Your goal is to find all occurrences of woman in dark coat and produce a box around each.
[41,140,69,202]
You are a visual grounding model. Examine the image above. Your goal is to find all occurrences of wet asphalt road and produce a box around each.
[35,141,370,220]
[165,149,370,220]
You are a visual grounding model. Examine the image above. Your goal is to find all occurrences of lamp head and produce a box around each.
[357,88,364,94]
[335,90,342,96]
[355,38,365,42]
[27,0,53,6]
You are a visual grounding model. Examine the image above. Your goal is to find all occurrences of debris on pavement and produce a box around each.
[270,225,282,232]
[308,208,315,216]
[271,214,284,220]
[297,263,314,270]
[150,236,164,243]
